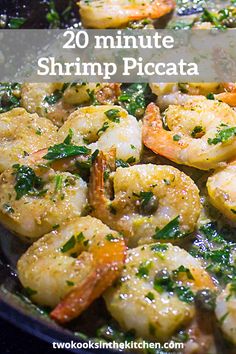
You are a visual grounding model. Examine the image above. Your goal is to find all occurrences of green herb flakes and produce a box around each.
[153,216,182,240]
[13,164,44,200]
[105,109,121,123]
[60,235,76,253]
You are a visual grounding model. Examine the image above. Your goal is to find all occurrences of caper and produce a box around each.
[154,269,172,292]
[154,269,171,284]
[1,93,11,107]
[135,108,145,119]
[140,195,158,215]
[195,289,216,311]
[222,17,236,28]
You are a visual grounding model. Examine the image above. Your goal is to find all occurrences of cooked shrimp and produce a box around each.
[21,83,72,127]
[89,152,201,247]
[150,83,226,111]
[215,83,236,107]
[143,101,236,170]
[207,160,236,222]
[17,216,126,323]
[21,83,121,127]
[0,165,87,240]
[104,243,215,341]
[156,92,206,112]
[79,0,175,29]
[215,283,236,345]
[0,108,57,173]
[58,105,142,163]
[150,83,223,97]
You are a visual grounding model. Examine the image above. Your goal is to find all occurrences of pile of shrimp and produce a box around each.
[0,79,236,353]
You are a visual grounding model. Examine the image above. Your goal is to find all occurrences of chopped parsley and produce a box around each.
[154,270,173,294]
[190,223,236,285]
[46,0,60,28]
[60,235,76,253]
[178,83,188,93]
[43,132,91,161]
[54,175,63,192]
[191,126,204,138]
[116,159,129,168]
[153,216,182,240]
[208,127,236,145]
[77,232,85,243]
[104,170,110,182]
[207,93,215,100]
[63,128,73,145]
[118,83,153,118]
[136,261,152,278]
[36,128,42,136]
[126,156,136,164]
[97,122,109,136]
[173,265,194,280]
[86,89,99,105]
[44,90,63,105]
[8,17,26,29]
[13,164,44,200]
[66,280,75,287]
[150,244,168,253]
[174,286,195,303]
[135,191,158,215]
[44,83,69,105]
[0,83,21,113]
[153,269,195,303]
[105,109,121,123]
[139,192,154,208]
[23,287,37,297]
[106,234,119,242]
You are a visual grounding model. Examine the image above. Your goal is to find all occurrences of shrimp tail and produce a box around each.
[142,103,183,162]
[215,92,236,107]
[89,150,133,239]
[89,149,116,218]
[50,238,126,324]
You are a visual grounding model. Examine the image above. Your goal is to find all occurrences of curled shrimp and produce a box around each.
[104,243,215,341]
[0,108,57,173]
[149,83,230,111]
[215,283,236,345]
[79,0,175,29]
[58,105,142,164]
[89,151,201,247]
[17,216,126,323]
[0,164,88,240]
[24,104,142,174]
[143,101,236,170]
[207,160,236,222]
[21,83,121,127]
[150,83,224,98]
